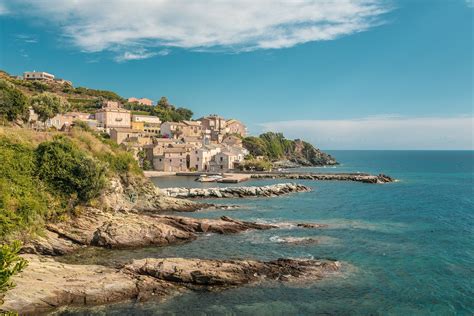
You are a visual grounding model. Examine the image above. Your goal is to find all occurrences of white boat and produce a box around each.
[195,174,223,182]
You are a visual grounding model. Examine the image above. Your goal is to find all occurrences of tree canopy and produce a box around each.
[0,79,29,122]
[30,93,70,123]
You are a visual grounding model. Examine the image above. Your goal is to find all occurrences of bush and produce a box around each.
[0,138,53,238]
[35,136,106,202]
[0,241,28,295]
[0,80,29,122]
[100,151,141,174]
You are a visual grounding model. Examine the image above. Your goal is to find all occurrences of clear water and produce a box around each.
[57,151,474,315]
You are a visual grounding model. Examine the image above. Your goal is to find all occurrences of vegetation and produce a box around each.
[0,125,141,241]
[0,80,29,123]
[243,132,337,166]
[30,93,70,123]
[124,96,193,122]
[243,132,294,160]
[238,157,273,171]
[0,241,28,296]
[36,136,107,203]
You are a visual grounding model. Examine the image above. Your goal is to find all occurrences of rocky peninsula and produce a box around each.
[161,183,311,199]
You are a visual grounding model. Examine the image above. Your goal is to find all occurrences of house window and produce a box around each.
[170,159,172,162]
[195,164,198,169]
[220,157,223,162]
[197,158,199,161]
[220,165,223,169]
[159,158,162,162]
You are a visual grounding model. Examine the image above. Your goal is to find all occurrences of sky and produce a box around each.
[0,0,472,149]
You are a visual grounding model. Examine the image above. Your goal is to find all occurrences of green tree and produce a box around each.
[0,241,28,295]
[0,79,29,122]
[30,93,69,123]
[157,96,172,109]
[35,136,106,202]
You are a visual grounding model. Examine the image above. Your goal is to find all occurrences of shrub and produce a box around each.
[0,138,52,238]
[35,136,106,202]
[0,80,29,122]
[0,241,28,294]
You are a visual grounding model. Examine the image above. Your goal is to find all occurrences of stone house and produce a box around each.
[160,120,202,139]
[209,146,248,172]
[226,119,247,137]
[189,144,222,172]
[95,101,131,131]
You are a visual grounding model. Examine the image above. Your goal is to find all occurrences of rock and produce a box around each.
[23,209,278,254]
[2,255,341,315]
[297,223,328,229]
[100,175,204,212]
[0,255,182,316]
[126,257,341,287]
[161,183,311,199]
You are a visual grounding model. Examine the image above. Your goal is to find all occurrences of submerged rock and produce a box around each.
[297,223,329,229]
[2,255,341,315]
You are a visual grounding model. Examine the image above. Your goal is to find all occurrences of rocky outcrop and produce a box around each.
[288,139,338,166]
[250,173,394,184]
[2,255,341,315]
[22,209,277,254]
[162,183,311,199]
[101,175,206,212]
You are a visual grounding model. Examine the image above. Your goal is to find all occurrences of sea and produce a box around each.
[57,150,474,315]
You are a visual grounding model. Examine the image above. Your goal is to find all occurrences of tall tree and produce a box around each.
[30,93,70,123]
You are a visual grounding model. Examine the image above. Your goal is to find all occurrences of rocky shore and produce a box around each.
[250,173,394,184]
[22,209,277,255]
[2,255,341,315]
[2,174,339,315]
[161,183,311,198]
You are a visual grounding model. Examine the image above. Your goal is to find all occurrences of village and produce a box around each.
[23,71,250,175]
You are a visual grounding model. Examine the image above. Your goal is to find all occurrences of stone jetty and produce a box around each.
[250,173,394,184]
[161,183,311,198]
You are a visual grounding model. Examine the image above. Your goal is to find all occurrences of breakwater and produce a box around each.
[161,183,311,198]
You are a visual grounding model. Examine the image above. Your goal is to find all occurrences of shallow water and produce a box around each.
[57,151,474,315]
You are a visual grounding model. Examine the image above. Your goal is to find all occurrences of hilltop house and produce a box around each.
[23,71,55,81]
[128,97,153,106]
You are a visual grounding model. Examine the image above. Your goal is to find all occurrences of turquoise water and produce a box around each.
[58,151,473,315]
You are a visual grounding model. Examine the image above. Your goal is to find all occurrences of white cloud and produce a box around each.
[3,0,391,60]
[114,49,157,62]
[259,116,474,149]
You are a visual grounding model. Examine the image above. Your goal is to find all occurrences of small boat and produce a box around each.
[195,174,223,182]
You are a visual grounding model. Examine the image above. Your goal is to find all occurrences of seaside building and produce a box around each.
[95,101,131,131]
[23,71,55,81]
[208,146,248,172]
[189,144,222,171]
[152,144,195,172]
[198,115,227,143]
[128,97,154,106]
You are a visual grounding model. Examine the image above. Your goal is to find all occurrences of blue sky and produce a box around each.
[0,0,472,149]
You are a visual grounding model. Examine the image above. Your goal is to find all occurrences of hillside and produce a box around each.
[243,132,337,167]
[0,70,193,121]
